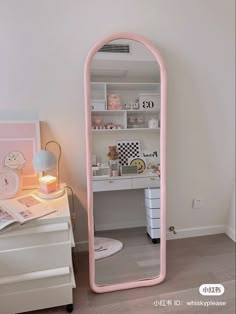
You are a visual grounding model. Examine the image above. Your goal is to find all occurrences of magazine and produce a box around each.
[0,194,57,232]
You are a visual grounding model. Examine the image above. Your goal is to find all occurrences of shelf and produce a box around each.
[91,110,159,113]
[92,128,160,132]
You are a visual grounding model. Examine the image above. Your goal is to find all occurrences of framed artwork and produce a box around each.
[0,121,41,189]
[117,140,141,166]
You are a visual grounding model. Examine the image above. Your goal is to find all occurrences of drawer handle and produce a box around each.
[109,180,113,183]
[150,177,156,181]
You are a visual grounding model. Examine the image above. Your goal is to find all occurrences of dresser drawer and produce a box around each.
[145,197,160,208]
[147,225,160,239]
[145,188,160,199]
[0,223,69,251]
[132,176,160,189]
[0,242,71,277]
[93,178,131,192]
[146,216,160,228]
[0,267,72,295]
[0,281,73,314]
[146,207,160,218]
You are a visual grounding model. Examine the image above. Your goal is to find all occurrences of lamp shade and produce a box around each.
[33,150,57,173]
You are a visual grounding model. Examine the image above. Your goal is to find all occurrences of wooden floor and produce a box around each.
[26,234,235,314]
[95,227,160,285]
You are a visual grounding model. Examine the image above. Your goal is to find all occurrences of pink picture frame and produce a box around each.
[0,121,41,188]
[84,33,167,293]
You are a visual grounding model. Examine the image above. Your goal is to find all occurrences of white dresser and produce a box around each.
[0,191,75,314]
[145,188,161,243]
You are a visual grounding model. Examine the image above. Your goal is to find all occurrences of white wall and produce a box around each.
[0,0,235,247]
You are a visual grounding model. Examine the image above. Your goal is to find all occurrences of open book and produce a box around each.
[0,194,57,233]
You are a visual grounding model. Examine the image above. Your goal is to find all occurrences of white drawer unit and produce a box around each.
[145,188,161,244]
[0,191,75,314]
[147,224,161,239]
[145,187,161,199]
[145,197,160,209]
[146,216,160,228]
[146,207,160,218]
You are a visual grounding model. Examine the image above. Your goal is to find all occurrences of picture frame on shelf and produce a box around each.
[0,121,41,189]
[138,93,160,111]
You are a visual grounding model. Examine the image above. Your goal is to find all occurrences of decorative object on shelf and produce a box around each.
[117,140,141,166]
[145,157,160,173]
[129,157,146,174]
[0,121,41,188]
[107,145,119,160]
[107,94,122,110]
[148,118,159,129]
[128,116,136,123]
[0,167,21,199]
[143,150,160,164]
[92,165,109,177]
[127,115,145,128]
[108,160,119,176]
[92,120,122,130]
[120,165,138,176]
[130,100,139,110]
[32,141,65,199]
[139,93,160,111]
[124,103,131,110]
[93,117,103,129]
[91,100,106,111]
[106,145,120,177]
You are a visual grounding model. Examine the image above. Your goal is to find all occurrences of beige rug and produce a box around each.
[94,237,123,260]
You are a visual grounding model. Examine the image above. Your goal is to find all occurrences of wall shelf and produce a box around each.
[92,128,160,132]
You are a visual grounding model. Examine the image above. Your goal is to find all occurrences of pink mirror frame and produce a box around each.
[84,33,167,293]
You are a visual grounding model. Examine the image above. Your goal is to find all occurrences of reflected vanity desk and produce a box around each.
[93,174,161,243]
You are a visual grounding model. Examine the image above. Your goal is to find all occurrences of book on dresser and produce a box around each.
[0,193,56,232]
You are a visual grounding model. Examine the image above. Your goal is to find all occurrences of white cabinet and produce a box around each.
[0,191,75,314]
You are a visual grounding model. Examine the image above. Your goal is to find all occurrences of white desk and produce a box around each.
[0,191,75,314]
[93,173,160,192]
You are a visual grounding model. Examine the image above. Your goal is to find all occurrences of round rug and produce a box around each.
[94,237,123,260]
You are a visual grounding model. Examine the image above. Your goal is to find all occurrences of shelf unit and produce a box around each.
[91,82,160,131]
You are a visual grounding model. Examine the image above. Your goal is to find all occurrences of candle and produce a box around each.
[39,175,57,194]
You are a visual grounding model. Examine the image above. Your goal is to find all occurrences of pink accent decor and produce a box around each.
[84,33,167,293]
[39,175,57,194]
[107,94,122,110]
[0,121,41,188]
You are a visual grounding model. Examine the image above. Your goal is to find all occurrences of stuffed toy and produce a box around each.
[107,145,119,160]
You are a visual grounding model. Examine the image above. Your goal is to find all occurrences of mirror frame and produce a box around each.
[84,32,167,293]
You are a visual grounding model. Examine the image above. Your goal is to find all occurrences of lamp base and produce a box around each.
[37,187,65,200]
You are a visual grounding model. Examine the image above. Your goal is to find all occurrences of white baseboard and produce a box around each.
[224,225,236,242]
[74,241,88,252]
[166,225,225,240]
[95,221,146,232]
[75,224,231,252]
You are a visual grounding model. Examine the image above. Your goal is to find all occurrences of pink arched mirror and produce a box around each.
[84,33,166,293]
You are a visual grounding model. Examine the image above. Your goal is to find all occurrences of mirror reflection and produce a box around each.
[90,39,161,285]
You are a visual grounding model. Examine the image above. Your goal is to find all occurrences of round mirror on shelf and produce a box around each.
[84,33,166,293]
